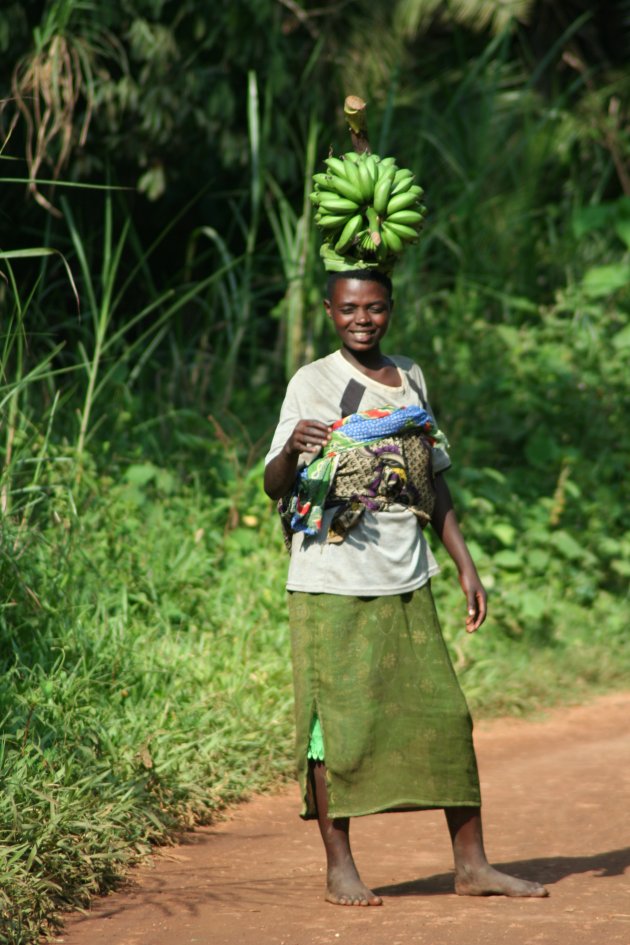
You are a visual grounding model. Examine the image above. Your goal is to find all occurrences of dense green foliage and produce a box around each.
[1,1,629,941]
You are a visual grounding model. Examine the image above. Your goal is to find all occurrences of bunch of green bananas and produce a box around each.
[310,151,426,272]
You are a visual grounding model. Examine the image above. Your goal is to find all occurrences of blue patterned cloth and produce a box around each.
[286,405,447,537]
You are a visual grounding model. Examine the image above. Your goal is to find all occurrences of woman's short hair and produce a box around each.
[326,269,393,302]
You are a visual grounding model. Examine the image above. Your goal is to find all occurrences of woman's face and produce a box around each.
[324,278,392,354]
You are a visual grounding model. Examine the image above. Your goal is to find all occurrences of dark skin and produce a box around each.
[265,277,548,905]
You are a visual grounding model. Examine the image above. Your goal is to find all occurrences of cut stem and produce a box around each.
[344,95,371,154]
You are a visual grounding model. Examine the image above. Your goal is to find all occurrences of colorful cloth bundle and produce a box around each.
[285,405,446,538]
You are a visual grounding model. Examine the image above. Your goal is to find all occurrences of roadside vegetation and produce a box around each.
[1,1,629,940]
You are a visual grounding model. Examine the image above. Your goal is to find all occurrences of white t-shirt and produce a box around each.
[265,350,451,596]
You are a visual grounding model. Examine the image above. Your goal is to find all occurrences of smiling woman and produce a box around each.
[263,269,548,907]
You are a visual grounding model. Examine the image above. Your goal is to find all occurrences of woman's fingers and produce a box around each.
[465,588,487,633]
[289,420,331,454]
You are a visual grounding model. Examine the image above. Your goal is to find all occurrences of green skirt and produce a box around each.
[288,584,481,820]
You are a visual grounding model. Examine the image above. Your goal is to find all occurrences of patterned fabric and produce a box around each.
[288,584,480,819]
[326,432,435,542]
[283,405,446,542]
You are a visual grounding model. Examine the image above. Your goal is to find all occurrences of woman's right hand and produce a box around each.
[264,420,331,500]
[283,420,331,456]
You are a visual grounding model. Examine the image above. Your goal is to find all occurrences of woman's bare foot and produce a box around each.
[326,857,383,906]
[455,863,548,898]
[445,807,548,898]
[311,762,383,906]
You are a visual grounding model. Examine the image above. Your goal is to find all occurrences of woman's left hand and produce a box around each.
[458,569,487,633]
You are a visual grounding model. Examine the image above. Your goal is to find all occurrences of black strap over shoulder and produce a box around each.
[406,375,427,409]
[339,369,427,415]
[339,378,366,417]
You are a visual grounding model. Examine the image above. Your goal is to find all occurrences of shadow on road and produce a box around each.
[373,847,630,897]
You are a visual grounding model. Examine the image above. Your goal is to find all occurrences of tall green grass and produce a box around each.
[0,461,294,941]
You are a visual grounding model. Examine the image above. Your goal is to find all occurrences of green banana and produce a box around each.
[386,191,421,215]
[317,213,355,230]
[324,156,346,177]
[409,184,424,197]
[391,172,415,197]
[317,194,361,213]
[364,153,378,182]
[359,230,377,252]
[343,151,360,164]
[379,156,396,167]
[385,209,425,226]
[312,173,339,191]
[380,222,404,253]
[356,160,374,203]
[383,220,419,241]
[373,167,396,215]
[341,158,363,195]
[322,172,363,203]
[335,213,364,253]
[390,177,414,197]
[393,167,413,183]
[391,167,413,186]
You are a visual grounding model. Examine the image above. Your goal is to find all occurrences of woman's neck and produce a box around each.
[340,345,386,372]
[339,346,400,387]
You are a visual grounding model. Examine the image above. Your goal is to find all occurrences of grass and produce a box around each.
[0,460,294,941]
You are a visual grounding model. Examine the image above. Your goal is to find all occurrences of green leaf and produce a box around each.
[581,264,630,299]
[572,202,618,238]
[517,592,547,620]
[493,550,522,570]
[615,219,630,251]
[124,463,157,487]
[155,469,177,494]
[612,324,630,351]
[466,539,485,561]
[527,549,550,572]
[492,523,516,546]
[550,530,583,561]
[524,430,559,468]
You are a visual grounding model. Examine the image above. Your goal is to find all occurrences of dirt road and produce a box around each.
[60,693,630,945]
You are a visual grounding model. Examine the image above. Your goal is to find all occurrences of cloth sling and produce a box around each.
[281,405,446,544]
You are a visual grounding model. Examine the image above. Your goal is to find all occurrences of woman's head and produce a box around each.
[324,271,393,357]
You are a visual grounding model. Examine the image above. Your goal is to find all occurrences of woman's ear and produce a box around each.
[323,299,332,318]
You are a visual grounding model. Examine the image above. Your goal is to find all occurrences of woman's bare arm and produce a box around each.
[264,420,331,501]
[431,473,487,633]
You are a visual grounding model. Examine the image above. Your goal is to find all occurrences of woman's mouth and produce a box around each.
[350,329,375,341]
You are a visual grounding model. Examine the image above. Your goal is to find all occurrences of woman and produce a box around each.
[264,270,547,906]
